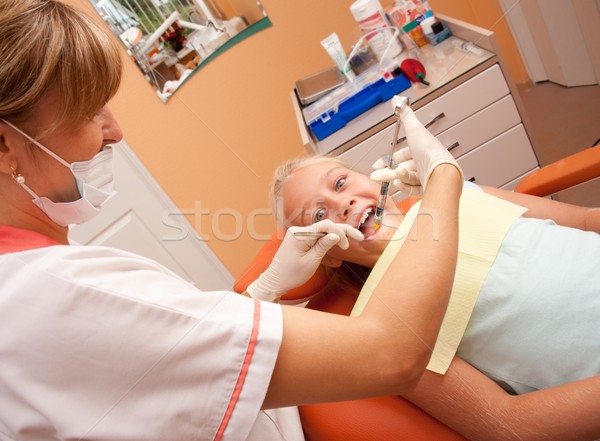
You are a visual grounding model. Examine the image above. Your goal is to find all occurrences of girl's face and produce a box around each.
[281,161,404,268]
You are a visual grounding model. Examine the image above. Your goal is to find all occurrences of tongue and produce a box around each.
[360,212,377,237]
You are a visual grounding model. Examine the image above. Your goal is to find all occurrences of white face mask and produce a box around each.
[2,118,116,227]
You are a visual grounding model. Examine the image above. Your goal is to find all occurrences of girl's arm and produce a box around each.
[263,164,463,409]
[482,185,600,234]
[403,357,600,441]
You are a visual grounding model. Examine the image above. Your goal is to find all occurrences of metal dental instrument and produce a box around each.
[373,95,409,231]
[293,231,328,237]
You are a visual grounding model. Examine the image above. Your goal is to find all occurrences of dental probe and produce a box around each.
[373,95,409,230]
[293,231,328,237]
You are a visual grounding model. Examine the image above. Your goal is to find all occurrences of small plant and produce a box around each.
[161,21,187,52]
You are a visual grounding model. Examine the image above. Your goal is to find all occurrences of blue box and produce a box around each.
[308,73,411,141]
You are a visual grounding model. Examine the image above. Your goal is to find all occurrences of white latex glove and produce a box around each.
[370,104,463,196]
[246,219,364,302]
[371,157,422,196]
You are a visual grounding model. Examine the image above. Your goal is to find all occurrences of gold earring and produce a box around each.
[9,164,25,185]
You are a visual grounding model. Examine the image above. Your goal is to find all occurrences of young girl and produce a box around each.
[272,125,600,439]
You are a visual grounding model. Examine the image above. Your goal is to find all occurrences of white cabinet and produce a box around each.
[457,125,538,187]
[291,16,540,198]
[336,64,538,200]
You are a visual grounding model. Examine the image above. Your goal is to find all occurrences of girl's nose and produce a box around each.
[335,197,356,220]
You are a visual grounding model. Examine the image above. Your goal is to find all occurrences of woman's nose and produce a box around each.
[101,107,123,145]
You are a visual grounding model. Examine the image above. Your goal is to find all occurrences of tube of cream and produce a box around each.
[321,33,356,80]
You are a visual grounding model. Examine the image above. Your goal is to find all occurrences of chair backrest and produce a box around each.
[514,145,600,196]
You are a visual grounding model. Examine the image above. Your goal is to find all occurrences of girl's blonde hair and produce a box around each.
[0,0,122,130]
[271,155,348,227]
[271,155,373,294]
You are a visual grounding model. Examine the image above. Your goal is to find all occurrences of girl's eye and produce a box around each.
[314,208,326,223]
[335,177,346,191]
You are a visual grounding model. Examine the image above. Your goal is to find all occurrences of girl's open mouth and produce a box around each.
[357,207,377,239]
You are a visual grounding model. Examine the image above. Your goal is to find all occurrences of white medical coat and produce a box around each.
[0,225,304,440]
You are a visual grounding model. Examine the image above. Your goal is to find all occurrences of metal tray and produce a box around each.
[295,67,346,106]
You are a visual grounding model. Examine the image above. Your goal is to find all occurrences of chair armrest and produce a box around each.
[300,397,467,441]
[514,145,600,196]
[298,284,467,440]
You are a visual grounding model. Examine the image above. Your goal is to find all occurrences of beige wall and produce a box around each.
[71,0,529,277]
[427,0,531,86]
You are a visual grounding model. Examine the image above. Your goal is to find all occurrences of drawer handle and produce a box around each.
[425,112,446,129]
[446,141,460,152]
[395,112,446,145]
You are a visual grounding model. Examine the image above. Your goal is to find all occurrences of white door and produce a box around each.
[500,0,599,86]
[69,140,234,291]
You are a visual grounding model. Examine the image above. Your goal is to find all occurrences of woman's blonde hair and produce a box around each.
[271,155,348,227]
[0,0,122,130]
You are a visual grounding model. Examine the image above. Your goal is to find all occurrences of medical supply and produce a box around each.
[386,0,432,47]
[374,95,409,230]
[293,231,328,237]
[452,39,485,57]
[400,58,429,85]
[350,0,403,61]
[349,45,377,75]
[295,67,346,106]
[353,187,529,376]
[420,16,452,45]
[303,62,411,140]
[321,33,356,80]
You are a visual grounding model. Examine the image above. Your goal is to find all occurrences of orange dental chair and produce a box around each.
[233,145,600,441]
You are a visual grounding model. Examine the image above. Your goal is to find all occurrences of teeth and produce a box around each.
[358,208,373,228]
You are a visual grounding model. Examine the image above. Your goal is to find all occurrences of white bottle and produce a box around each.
[350,0,403,62]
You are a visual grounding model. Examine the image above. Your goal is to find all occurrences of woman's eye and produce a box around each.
[314,208,326,223]
[87,110,103,121]
[335,177,346,191]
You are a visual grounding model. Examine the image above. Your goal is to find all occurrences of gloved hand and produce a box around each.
[370,105,463,196]
[371,157,422,196]
[246,220,364,302]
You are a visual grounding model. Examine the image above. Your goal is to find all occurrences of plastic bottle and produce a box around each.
[387,0,428,48]
[350,0,403,62]
[420,16,452,45]
[452,39,485,57]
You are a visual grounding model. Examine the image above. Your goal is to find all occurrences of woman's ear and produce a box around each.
[0,123,9,153]
[322,255,344,268]
[0,126,14,174]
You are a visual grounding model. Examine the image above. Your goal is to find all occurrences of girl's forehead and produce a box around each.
[281,163,342,220]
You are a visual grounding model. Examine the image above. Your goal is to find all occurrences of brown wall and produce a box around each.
[71,0,529,277]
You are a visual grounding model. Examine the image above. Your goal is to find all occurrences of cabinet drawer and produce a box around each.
[436,95,521,159]
[458,124,539,188]
[340,94,521,175]
[339,65,510,173]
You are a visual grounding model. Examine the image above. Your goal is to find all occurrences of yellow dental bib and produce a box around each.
[351,187,527,374]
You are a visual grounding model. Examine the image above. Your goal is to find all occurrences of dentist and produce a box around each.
[0,1,464,440]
